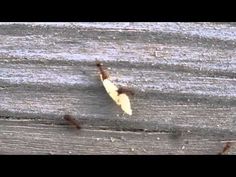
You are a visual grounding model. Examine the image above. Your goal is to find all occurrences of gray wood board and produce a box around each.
[0,23,235,154]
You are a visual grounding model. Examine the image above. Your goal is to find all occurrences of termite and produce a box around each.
[218,142,232,155]
[64,115,81,130]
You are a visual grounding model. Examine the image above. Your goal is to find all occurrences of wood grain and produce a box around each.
[0,22,235,154]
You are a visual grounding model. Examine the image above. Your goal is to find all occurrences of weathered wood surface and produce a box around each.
[0,22,236,154]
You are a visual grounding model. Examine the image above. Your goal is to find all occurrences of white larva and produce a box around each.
[100,74,119,103]
[117,93,132,115]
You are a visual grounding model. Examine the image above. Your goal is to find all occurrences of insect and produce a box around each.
[218,142,232,155]
[96,61,133,115]
[64,115,81,130]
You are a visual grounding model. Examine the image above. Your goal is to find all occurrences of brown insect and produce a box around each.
[64,115,81,130]
[96,61,109,80]
[218,142,232,155]
[117,87,135,96]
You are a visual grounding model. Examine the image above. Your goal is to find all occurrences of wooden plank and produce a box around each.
[0,119,235,155]
[0,22,235,154]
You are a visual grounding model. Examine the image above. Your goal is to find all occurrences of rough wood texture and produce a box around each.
[0,22,236,154]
